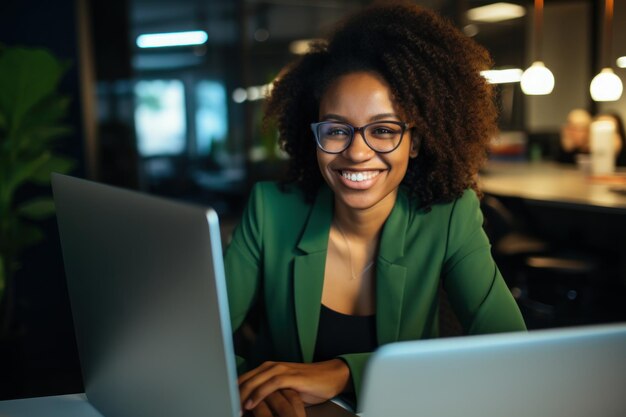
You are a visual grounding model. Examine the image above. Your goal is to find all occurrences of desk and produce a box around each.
[0,394,104,417]
[479,161,626,213]
[0,394,354,417]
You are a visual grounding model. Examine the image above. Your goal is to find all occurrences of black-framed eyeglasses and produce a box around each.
[310,120,409,154]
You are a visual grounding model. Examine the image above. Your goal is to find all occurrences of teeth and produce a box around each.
[341,170,379,182]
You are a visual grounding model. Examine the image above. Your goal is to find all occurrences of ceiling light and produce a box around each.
[521,0,554,95]
[521,62,555,94]
[467,2,526,23]
[136,31,208,49]
[289,39,322,55]
[591,0,622,101]
[232,83,273,103]
[481,68,523,84]
[617,56,626,68]
[232,88,247,104]
[590,68,623,101]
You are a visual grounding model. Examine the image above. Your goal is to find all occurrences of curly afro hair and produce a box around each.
[264,1,497,208]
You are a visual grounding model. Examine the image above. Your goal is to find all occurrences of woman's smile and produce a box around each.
[336,168,383,189]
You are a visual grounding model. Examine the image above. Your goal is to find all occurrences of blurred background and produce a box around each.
[1,0,625,401]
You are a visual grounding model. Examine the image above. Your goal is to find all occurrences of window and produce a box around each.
[134,80,187,156]
[195,80,228,156]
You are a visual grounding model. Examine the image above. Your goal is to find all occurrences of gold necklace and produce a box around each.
[335,222,374,280]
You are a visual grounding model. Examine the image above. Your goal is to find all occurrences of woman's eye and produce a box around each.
[371,126,398,136]
[327,128,349,136]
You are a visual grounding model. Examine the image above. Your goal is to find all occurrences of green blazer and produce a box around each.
[224,182,526,400]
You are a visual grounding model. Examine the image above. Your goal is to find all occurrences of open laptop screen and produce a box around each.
[360,323,626,417]
[52,174,239,417]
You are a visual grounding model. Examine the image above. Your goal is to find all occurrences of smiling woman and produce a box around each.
[224,2,527,417]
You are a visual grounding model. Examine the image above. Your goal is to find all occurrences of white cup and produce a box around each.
[590,120,616,175]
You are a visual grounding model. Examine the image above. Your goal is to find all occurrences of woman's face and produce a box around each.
[316,71,417,212]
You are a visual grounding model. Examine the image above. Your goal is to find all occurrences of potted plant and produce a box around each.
[0,45,75,335]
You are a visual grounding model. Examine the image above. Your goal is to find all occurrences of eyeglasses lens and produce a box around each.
[317,122,403,153]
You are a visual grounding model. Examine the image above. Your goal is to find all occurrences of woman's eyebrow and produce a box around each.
[370,113,400,121]
[320,113,348,122]
[320,113,400,122]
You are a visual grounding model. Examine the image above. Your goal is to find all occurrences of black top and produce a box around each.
[313,304,377,362]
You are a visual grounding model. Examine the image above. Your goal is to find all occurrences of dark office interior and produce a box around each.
[1,0,625,401]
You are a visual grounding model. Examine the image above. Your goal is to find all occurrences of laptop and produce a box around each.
[48,173,241,417]
[360,323,626,417]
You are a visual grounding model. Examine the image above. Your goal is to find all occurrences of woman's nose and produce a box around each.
[342,131,375,161]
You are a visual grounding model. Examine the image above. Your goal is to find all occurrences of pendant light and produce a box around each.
[521,0,554,95]
[590,0,623,102]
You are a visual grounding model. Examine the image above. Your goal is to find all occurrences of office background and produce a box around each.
[1,0,625,400]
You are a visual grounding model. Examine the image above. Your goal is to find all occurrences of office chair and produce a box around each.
[480,195,549,293]
[480,194,601,328]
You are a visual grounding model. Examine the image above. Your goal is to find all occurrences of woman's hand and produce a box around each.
[239,359,350,414]
[244,389,305,417]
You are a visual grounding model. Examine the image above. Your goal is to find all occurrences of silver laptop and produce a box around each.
[50,173,240,417]
[360,323,626,417]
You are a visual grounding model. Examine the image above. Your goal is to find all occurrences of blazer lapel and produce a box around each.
[294,186,333,363]
[376,190,411,345]
[292,187,414,357]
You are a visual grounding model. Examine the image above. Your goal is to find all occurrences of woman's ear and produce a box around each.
[409,133,420,158]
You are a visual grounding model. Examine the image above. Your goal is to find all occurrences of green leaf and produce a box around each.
[21,95,71,129]
[30,154,75,184]
[0,48,66,131]
[0,47,73,290]
[3,127,67,158]
[17,198,56,220]
[3,152,50,196]
[14,125,72,154]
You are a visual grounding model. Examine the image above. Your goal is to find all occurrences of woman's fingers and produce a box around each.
[238,361,277,385]
[245,372,305,410]
[281,389,305,412]
[246,391,306,417]
[264,390,306,417]
[239,360,350,411]
[250,400,273,417]
[240,362,294,409]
